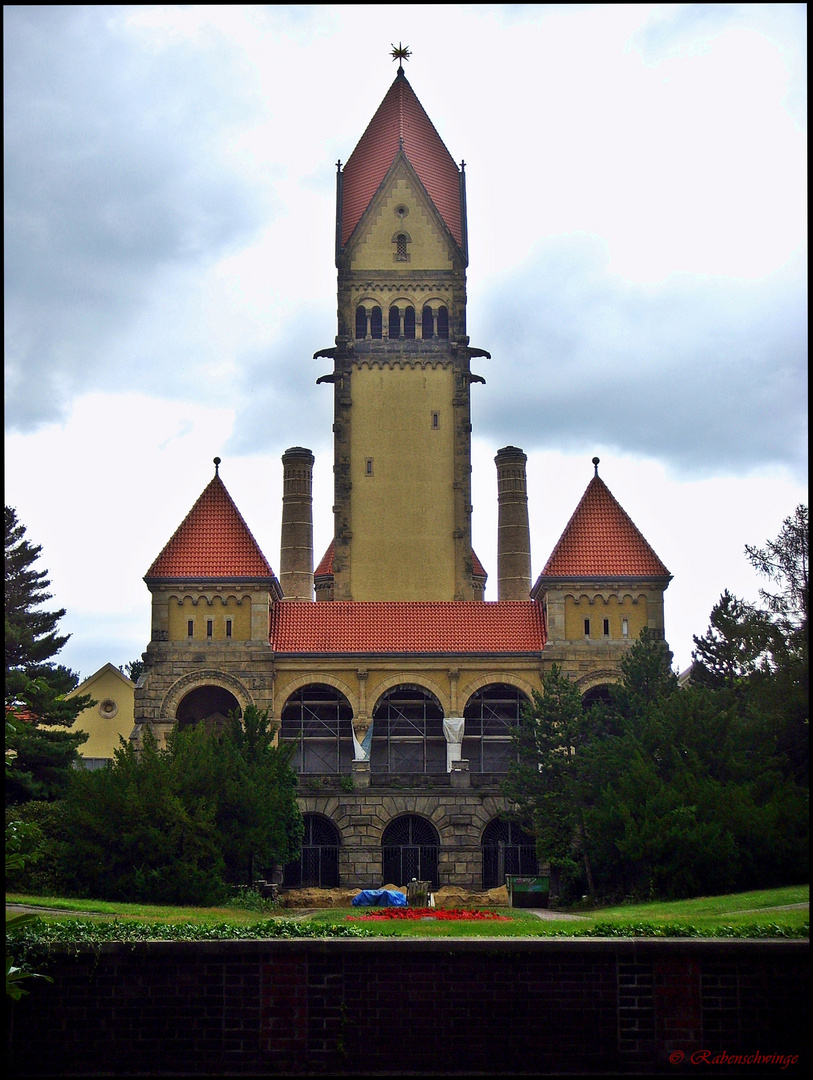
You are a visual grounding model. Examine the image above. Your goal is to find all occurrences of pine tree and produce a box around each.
[5,506,92,803]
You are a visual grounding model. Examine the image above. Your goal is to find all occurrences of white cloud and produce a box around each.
[4,4,807,681]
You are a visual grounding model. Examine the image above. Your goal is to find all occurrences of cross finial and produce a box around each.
[391,42,411,71]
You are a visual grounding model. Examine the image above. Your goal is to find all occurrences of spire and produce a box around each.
[145,469,277,583]
[339,68,464,249]
[537,467,671,580]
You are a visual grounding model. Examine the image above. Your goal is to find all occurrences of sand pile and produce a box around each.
[280,883,510,909]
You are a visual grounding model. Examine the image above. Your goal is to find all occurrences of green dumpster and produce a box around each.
[506,874,550,908]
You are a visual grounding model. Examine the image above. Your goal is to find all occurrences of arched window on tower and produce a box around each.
[389,305,401,340]
[437,306,449,339]
[404,305,416,339]
[422,305,434,339]
[355,306,367,339]
[370,306,383,339]
[396,233,408,261]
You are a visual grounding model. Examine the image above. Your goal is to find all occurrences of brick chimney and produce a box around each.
[495,446,532,600]
[279,447,315,601]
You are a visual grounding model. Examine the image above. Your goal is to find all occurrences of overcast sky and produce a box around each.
[4,4,807,683]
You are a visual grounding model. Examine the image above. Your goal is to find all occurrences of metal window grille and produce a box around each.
[381,816,439,887]
[283,814,340,887]
[481,819,538,889]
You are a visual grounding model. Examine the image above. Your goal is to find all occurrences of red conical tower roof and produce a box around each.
[145,468,277,583]
[538,469,671,581]
[340,69,463,248]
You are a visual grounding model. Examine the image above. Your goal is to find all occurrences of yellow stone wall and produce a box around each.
[166,594,253,642]
[348,364,457,599]
[563,593,649,642]
[349,173,454,273]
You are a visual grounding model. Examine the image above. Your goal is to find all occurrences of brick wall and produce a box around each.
[6,939,808,1075]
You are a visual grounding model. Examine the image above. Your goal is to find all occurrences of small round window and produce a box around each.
[395,204,409,218]
[98,699,118,719]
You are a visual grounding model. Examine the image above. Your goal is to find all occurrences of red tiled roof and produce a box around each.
[538,475,670,579]
[472,549,487,579]
[145,474,276,581]
[270,601,546,654]
[314,539,334,578]
[314,541,488,582]
[341,70,463,248]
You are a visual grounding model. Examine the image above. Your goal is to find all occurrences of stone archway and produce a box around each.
[381,815,440,887]
[161,669,253,725]
[176,685,240,733]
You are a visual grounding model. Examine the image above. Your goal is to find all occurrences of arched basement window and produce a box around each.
[283,813,340,888]
[370,685,445,774]
[370,306,383,339]
[437,306,449,339]
[355,305,367,339]
[422,305,434,339]
[176,685,240,734]
[462,683,529,772]
[280,684,354,774]
[388,305,400,339]
[403,305,416,339]
[381,815,439,887]
[481,818,538,889]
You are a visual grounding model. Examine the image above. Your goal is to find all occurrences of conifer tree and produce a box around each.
[5,506,92,803]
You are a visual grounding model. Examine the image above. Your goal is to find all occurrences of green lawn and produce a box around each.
[6,884,808,938]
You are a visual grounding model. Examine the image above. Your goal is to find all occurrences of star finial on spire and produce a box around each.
[391,42,411,71]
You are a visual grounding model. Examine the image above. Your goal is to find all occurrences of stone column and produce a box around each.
[495,445,532,600]
[279,447,315,601]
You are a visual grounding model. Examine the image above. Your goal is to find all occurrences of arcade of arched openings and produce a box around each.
[277,682,534,776]
[355,303,449,340]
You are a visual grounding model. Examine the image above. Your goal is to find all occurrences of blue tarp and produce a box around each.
[351,889,407,907]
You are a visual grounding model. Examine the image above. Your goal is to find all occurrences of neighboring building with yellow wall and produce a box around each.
[132,63,672,892]
[66,664,135,769]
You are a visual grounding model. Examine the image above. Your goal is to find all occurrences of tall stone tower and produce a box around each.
[316,60,489,601]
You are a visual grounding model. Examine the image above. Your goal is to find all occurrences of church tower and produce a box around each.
[316,53,489,601]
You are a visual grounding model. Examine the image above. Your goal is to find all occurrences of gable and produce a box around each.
[347,158,457,272]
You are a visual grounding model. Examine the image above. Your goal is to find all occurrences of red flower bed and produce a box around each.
[347,908,511,921]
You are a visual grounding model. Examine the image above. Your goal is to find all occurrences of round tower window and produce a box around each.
[395,204,408,218]
[98,699,118,719]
